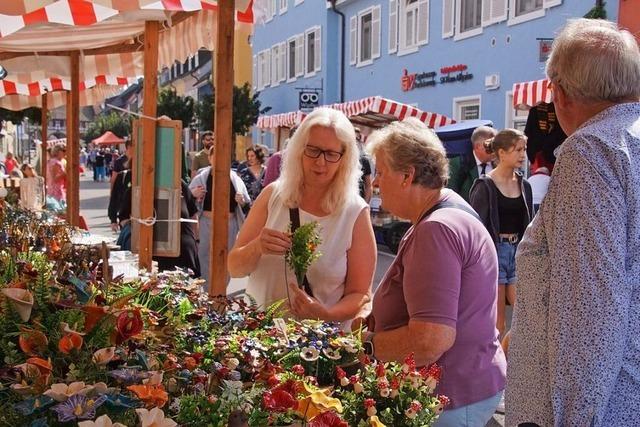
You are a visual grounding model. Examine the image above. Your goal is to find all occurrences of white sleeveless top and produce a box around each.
[246,181,367,311]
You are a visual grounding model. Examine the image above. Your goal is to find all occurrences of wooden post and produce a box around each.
[41,94,47,185]
[138,21,159,270]
[66,51,80,227]
[210,0,235,296]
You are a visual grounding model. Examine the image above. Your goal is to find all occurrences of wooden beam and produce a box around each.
[66,51,80,227]
[138,21,159,271]
[210,0,235,296]
[41,94,47,185]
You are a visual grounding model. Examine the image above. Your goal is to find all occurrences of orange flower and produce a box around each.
[58,333,83,354]
[19,327,48,355]
[127,384,169,408]
[183,357,197,371]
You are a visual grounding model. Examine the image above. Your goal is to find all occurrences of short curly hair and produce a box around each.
[367,118,449,190]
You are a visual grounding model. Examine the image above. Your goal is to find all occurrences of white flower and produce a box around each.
[390,389,399,399]
[353,382,364,394]
[322,347,341,360]
[44,382,92,402]
[300,346,320,362]
[367,406,377,417]
[380,387,390,398]
[143,371,164,385]
[339,338,359,353]
[92,347,116,366]
[78,414,126,427]
[424,376,437,392]
[340,377,349,386]
[225,358,240,370]
[405,408,417,419]
[136,407,177,427]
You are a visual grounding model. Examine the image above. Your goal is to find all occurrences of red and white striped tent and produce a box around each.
[257,96,455,130]
[512,78,553,110]
[0,0,254,110]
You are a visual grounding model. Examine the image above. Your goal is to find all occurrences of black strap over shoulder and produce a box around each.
[419,200,482,223]
[289,208,314,297]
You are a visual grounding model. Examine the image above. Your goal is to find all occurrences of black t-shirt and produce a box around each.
[95,154,105,167]
[358,155,372,199]
[112,155,128,175]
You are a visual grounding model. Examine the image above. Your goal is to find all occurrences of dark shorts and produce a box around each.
[497,241,518,285]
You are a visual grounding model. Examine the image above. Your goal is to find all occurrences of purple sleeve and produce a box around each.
[262,153,282,187]
[402,221,462,328]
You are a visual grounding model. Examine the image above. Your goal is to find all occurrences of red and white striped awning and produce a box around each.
[257,96,454,130]
[0,84,125,110]
[512,79,553,109]
[0,75,137,97]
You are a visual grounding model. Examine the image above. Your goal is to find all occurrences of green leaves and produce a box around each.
[285,222,322,287]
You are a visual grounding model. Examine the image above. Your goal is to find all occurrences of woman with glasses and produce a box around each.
[228,108,376,327]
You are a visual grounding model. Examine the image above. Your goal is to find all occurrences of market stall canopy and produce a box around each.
[0,83,125,110]
[512,78,552,109]
[0,0,254,109]
[256,96,455,130]
[92,130,124,146]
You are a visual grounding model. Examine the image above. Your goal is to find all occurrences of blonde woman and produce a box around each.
[228,108,376,325]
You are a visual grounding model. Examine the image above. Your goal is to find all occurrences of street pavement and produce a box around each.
[79,174,505,426]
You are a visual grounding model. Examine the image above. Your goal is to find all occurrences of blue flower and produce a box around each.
[14,395,55,416]
[107,368,151,384]
[51,394,107,423]
[104,393,140,411]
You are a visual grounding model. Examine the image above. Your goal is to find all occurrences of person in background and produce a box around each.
[104,148,113,177]
[228,108,376,327]
[263,127,297,187]
[355,128,373,203]
[239,145,267,203]
[364,119,506,426]
[469,129,533,345]
[89,148,97,180]
[528,165,550,214]
[111,139,132,187]
[507,19,640,426]
[190,145,250,290]
[191,131,214,178]
[79,148,88,176]
[108,158,132,234]
[448,126,497,202]
[20,163,37,178]
[46,144,67,203]
[94,149,106,182]
[4,152,18,175]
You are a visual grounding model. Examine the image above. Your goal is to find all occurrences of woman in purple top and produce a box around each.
[364,119,506,426]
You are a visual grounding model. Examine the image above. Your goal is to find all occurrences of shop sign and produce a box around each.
[439,64,473,84]
[401,64,473,91]
[539,39,553,62]
[299,91,320,111]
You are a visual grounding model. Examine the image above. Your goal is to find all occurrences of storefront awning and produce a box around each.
[256,96,455,130]
[512,78,552,109]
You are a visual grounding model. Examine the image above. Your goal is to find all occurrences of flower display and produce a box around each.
[127,384,169,408]
[51,394,107,422]
[285,221,322,287]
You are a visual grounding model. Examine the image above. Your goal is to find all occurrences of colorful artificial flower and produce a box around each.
[292,364,305,376]
[51,394,107,423]
[115,309,144,344]
[335,367,349,387]
[135,407,177,427]
[82,305,109,333]
[44,382,93,402]
[368,415,386,427]
[405,401,422,419]
[308,411,349,427]
[92,347,116,366]
[300,346,320,362]
[107,368,151,384]
[402,353,416,373]
[18,327,48,355]
[78,414,126,427]
[13,395,55,416]
[58,332,83,354]
[262,389,298,412]
[127,384,169,408]
[364,398,377,417]
[322,347,341,360]
[296,384,343,421]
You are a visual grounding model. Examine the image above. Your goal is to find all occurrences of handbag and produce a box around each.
[288,207,314,297]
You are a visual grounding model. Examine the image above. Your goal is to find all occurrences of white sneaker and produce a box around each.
[496,394,505,414]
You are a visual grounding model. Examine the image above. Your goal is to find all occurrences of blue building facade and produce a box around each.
[252,0,619,147]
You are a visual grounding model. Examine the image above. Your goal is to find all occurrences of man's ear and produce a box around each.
[553,83,570,110]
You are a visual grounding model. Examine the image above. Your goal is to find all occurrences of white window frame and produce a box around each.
[278,41,286,83]
[286,36,298,82]
[452,95,481,122]
[295,0,304,5]
[357,7,375,67]
[398,0,427,56]
[271,45,280,87]
[279,0,288,14]
[508,0,545,26]
[454,0,483,41]
[304,26,321,77]
[504,91,529,130]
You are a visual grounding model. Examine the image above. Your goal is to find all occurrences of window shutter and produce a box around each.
[279,42,286,82]
[296,34,304,77]
[442,0,454,38]
[482,0,492,26]
[490,0,507,23]
[271,0,277,18]
[417,0,429,46]
[543,0,562,7]
[350,16,357,65]
[314,27,321,72]
[264,50,271,87]
[271,46,278,86]
[388,0,398,53]
[279,0,287,14]
[252,55,258,89]
[372,6,381,59]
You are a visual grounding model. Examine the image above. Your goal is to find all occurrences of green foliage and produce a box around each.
[174,394,224,426]
[84,111,132,143]
[285,221,322,286]
[157,87,195,128]
[194,83,271,134]
[584,1,606,18]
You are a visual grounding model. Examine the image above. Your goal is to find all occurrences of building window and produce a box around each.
[515,0,543,16]
[256,50,271,90]
[287,38,297,81]
[360,13,373,63]
[279,0,287,14]
[401,0,419,50]
[305,26,321,76]
[453,95,481,121]
[505,92,528,131]
[460,0,481,33]
[394,0,428,55]
[352,6,381,66]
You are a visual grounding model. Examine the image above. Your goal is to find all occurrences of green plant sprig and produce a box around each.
[284,221,322,287]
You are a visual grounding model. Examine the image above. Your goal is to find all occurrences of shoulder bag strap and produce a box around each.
[289,208,314,297]
[419,200,482,223]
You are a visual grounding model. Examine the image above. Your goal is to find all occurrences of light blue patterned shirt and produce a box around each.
[506,103,640,426]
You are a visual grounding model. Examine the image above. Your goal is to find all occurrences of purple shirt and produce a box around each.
[371,191,506,409]
[262,151,282,187]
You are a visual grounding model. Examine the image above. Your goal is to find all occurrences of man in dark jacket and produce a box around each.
[447,126,496,202]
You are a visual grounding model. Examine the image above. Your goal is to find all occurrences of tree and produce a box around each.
[195,83,271,134]
[584,1,606,18]
[83,111,131,143]
[157,87,195,128]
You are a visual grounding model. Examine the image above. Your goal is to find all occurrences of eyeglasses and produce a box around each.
[303,145,344,163]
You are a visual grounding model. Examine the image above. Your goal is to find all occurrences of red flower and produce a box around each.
[375,363,386,378]
[335,367,346,379]
[403,353,416,372]
[364,398,376,408]
[438,395,450,407]
[115,310,143,344]
[292,364,305,376]
[421,364,442,381]
[262,389,298,412]
[349,375,359,384]
[308,411,349,427]
[273,379,299,396]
